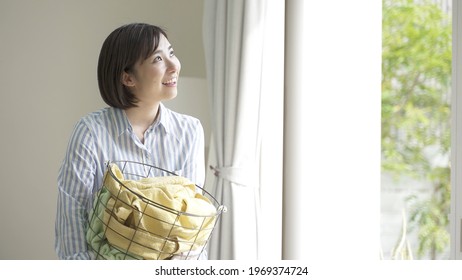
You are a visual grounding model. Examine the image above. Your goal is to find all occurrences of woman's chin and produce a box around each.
[163,91,178,101]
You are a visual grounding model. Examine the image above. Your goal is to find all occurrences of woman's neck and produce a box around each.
[124,102,160,142]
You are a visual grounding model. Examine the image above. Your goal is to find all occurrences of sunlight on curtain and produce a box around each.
[202,0,284,260]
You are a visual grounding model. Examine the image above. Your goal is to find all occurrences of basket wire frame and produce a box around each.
[86,160,226,260]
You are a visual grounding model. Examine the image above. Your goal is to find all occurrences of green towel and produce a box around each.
[85,186,140,260]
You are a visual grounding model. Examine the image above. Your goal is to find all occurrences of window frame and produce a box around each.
[451,0,462,260]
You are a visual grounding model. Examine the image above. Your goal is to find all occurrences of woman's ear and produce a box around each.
[121,71,136,87]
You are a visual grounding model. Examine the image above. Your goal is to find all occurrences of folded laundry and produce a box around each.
[86,163,217,260]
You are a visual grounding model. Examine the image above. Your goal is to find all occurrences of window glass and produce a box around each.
[381,0,452,260]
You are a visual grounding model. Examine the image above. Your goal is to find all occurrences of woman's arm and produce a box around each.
[55,120,97,259]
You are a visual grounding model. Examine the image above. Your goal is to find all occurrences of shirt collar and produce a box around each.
[154,103,181,142]
[111,103,176,139]
[111,107,132,137]
[150,103,171,134]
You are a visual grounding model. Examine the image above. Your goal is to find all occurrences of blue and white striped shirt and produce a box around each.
[55,103,205,259]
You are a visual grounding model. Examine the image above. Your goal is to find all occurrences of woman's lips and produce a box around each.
[162,77,177,86]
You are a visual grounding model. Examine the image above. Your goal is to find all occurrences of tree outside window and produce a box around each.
[381,0,452,260]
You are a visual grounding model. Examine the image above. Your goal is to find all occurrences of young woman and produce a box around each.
[55,23,205,259]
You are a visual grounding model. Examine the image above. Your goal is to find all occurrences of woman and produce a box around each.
[55,23,205,259]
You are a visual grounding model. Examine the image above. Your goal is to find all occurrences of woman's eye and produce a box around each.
[153,56,162,62]
[170,50,175,57]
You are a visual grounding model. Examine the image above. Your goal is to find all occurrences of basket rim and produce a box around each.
[104,160,226,218]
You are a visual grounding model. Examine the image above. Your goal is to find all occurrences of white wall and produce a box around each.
[0,0,208,259]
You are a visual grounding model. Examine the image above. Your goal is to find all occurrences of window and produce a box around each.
[381,0,452,260]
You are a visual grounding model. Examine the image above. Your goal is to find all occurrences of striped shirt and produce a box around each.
[55,103,205,259]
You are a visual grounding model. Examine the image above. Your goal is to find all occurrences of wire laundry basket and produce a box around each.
[86,160,226,260]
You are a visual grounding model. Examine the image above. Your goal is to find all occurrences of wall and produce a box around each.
[0,0,208,259]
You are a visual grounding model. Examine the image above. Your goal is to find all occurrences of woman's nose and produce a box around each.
[166,57,181,72]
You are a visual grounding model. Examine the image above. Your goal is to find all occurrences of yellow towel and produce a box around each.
[102,163,216,260]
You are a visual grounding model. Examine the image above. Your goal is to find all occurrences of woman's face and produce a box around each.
[126,34,181,105]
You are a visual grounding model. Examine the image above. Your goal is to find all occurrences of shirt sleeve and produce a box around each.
[55,120,97,259]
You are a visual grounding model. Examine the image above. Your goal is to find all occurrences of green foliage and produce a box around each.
[382,0,451,259]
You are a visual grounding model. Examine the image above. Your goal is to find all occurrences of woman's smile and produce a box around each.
[162,76,178,87]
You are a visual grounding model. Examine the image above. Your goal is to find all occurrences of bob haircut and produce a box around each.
[97,23,168,109]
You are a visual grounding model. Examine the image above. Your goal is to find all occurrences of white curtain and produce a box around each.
[202,0,275,260]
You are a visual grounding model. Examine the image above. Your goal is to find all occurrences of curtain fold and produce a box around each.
[202,0,267,260]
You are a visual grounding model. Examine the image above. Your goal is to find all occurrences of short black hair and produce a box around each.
[97,23,168,109]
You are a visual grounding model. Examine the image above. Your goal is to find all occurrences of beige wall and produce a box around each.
[0,0,208,259]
